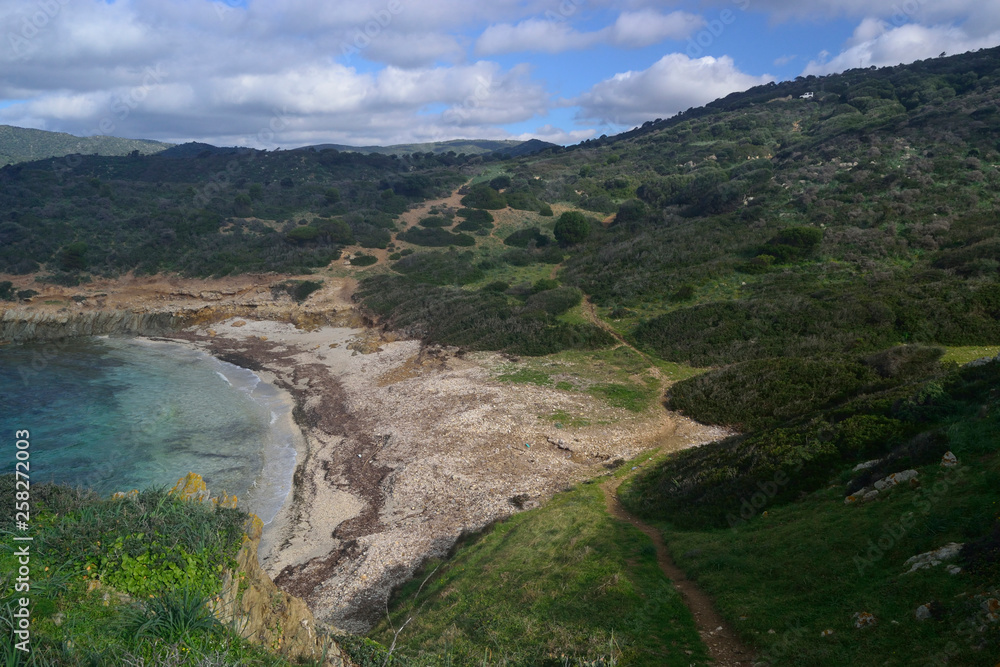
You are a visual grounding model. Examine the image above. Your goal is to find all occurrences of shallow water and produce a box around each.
[0,336,297,524]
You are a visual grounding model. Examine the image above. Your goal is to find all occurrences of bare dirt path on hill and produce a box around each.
[602,475,756,666]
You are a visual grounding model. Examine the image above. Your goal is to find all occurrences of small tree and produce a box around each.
[554,211,590,246]
[59,242,89,272]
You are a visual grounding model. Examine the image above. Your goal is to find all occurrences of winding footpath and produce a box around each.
[602,475,755,666]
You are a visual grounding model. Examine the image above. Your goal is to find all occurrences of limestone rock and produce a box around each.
[903,542,964,574]
[873,469,918,491]
[852,459,879,472]
[915,604,933,621]
[852,611,876,629]
[213,517,352,666]
[844,487,879,504]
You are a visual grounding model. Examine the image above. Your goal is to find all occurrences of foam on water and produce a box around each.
[0,336,299,525]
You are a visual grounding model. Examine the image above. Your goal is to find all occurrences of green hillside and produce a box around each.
[296,138,557,157]
[0,125,173,167]
[3,46,1000,665]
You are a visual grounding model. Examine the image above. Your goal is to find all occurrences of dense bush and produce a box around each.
[523,286,583,316]
[503,227,551,248]
[667,346,944,430]
[355,275,614,356]
[350,254,378,266]
[633,280,1000,366]
[456,208,494,223]
[419,216,452,228]
[622,355,1000,530]
[0,148,466,276]
[393,251,484,285]
[554,211,591,246]
[460,183,506,210]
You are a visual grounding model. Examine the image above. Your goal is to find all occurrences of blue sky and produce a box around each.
[1,0,997,147]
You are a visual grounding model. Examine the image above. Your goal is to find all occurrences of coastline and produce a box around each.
[0,273,731,633]
[162,315,731,632]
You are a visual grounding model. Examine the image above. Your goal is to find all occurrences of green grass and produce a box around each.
[0,480,309,666]
[541,408,591,428]
[492,346,665,413]
[941,345,1000,365]
[588,382,658,413]
[622,405,1000,666]
[370,482,710,666]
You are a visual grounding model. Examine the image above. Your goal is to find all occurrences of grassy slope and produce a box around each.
[368,482,709,666]
[647,412,1000,665]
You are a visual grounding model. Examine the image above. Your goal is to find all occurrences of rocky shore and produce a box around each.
[0,272,727,633]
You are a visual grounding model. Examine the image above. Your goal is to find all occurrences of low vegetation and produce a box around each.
[620,360,1000,665]
[0,481,310,665]
[365,482,708,666]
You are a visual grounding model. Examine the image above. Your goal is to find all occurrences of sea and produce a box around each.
[0,336,299,525]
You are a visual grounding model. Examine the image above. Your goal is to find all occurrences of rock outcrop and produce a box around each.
[169,473,353,666]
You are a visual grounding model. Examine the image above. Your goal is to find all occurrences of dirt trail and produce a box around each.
[603,476,755,666]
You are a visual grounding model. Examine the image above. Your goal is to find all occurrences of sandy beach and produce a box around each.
[1,273,728,633]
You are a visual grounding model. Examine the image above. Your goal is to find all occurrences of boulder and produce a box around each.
[873,469,918,491]
[903,542,964,574]
[852,611,876,629]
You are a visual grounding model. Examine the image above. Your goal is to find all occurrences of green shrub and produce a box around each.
[419,216,451,228]
[554,211,590,246]
[393,251,484,285]
[356,274,614,356]
[286,226,320,243]
[59,241,89,271]
[524,287,583,316]
[503,227,550,248]
[531,278,559,293]
[275,279,324,302]
[460,183,506,210]
[456,208,494,223]
[350,254,378,266]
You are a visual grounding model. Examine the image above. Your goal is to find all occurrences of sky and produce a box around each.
[1,0,998,149]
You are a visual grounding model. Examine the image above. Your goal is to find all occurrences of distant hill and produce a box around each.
[296,138,558,157]
[157,142,246,158]
[0,125,173,167]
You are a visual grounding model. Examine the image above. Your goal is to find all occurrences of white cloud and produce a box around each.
[0,0,556,146]
[607,10,706,48]
[475,10,704,55]
[574,53,773,126]
[476,19,595,55]
[803,21,1000,76]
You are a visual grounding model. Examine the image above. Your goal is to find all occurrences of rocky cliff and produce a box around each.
[170,473,354,666]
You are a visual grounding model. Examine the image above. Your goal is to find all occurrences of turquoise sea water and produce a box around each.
[0,336,298,524]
